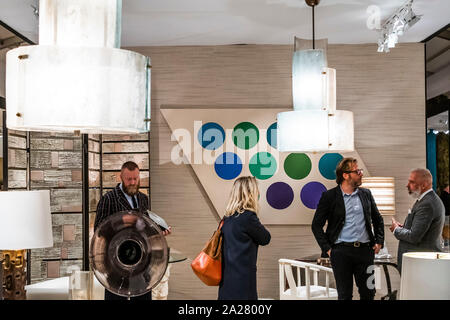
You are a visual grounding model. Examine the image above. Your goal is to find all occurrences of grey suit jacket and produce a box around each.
[394,190,445,272]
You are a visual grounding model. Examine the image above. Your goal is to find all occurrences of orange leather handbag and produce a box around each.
[191,220,224,286]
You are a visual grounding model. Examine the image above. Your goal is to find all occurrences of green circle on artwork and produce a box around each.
[249,152,277,180]
[232,122,259,150]
[284,153,312,180]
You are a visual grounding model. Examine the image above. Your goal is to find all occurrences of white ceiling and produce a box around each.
[0,0,449,46]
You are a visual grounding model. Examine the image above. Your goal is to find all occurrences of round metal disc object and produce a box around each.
[89,211,169,297]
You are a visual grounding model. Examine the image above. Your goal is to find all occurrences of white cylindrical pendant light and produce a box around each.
[5,0,150,134]
[277,110,329,152]
[277,109,354,153]
[277,35,354,152]
[328,110,354,152]
[292,49,327,110]
[277,2,355,153]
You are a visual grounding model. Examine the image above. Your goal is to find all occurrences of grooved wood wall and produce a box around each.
[128,43,425,299]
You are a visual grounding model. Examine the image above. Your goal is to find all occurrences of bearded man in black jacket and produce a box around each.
[311,157,384,300]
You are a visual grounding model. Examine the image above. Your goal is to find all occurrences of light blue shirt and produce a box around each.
[119,183,138,209]
[336,188,370,243]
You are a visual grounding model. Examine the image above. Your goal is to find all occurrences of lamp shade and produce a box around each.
[277,110,354,152]
[277,37,354,153]
[0,190,53,250]
[6,46,150,133]
[5,0,150,134]
[399,252,450,300]
[292,49,327,110]
[360,177,395,215]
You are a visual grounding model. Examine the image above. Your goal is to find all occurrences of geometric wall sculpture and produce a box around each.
[161,106,370,225]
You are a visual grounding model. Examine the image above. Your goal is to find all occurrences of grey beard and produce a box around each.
[409,190,421,199]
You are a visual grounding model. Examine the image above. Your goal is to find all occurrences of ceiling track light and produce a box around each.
[377,0,422,53]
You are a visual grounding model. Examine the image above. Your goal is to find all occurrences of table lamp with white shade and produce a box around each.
[399,252,450,300]
[0,190,54,300]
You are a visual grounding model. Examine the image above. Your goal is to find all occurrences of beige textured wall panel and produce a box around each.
[8,149,27,168]
[102,141,149,153]
[57,152,83,169]
[89,170,100,187]
[30,214,83,283]
[130,43,424,299]
[8,135,26,149]
[30,151,52,168]
[89,139,100,153]
[102,133,148,141]
[89,189,101,212]
[50,189,83,212]
[31,138,65,150]
[7,169,27,188]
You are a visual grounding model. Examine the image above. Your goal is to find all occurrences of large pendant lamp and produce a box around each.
[277,0,354,152]
[5,0,150,134]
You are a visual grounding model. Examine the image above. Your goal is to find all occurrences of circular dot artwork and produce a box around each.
[300,181,327,209]
[319,153,343,180]
[214,152,242,180]
[197,122,225,150]
[249,152,277,180]
[266,182,294,210]
[284,153,312,180]
[232,122,259,150]
[266,122,277,149]
[193,119,351,217]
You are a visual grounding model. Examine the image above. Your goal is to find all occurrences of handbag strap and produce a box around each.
[218,219,224,230]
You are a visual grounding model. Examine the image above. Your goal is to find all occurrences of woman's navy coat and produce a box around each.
[218,210,271,300]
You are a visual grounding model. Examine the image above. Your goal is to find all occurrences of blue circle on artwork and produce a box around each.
[300,181,327,209]
[197,122,225,150]
[214,152,243,180]
[266,122,277,149]
[318,153,344,180]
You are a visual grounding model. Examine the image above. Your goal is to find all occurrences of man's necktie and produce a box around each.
[131,196,138,209]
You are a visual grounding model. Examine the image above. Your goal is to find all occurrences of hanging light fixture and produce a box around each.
[5,0,150,134]
[277,0,354,152]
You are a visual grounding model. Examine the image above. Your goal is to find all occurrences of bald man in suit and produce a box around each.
[390,168,445,272]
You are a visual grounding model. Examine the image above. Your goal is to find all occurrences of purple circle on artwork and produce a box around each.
[266,182,294,210]
[300,181,327,209]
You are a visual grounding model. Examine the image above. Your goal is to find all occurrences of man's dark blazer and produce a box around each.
[311,186,384,255]
[94,183,149,231]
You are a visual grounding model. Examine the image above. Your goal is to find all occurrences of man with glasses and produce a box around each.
[312,157,384,300]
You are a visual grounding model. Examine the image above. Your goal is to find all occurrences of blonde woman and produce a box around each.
[218,176,271,300]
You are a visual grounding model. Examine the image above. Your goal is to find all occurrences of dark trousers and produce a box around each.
[330,244,375,300]
[105,289,152,300]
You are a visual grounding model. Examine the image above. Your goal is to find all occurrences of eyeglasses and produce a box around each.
[344,169,364,175]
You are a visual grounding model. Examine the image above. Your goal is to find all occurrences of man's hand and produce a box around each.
[162,226,172,236]
[389,217,402,233]
[372,243,382,254]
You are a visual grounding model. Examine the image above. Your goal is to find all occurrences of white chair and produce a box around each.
[279,258,338,300]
